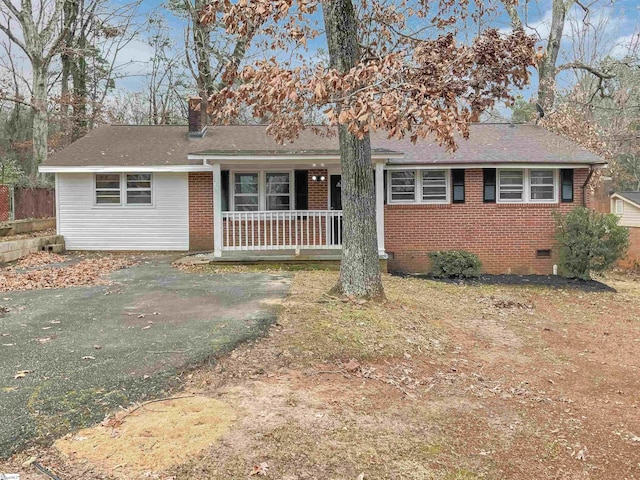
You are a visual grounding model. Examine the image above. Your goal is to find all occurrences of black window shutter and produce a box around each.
[483,168,496,203]
[560,169,574,203]
[452,169,465,203]
[221,170,230,211]
[295,170,308,210]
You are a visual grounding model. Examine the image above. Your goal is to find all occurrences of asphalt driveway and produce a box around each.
[0,256,290,457]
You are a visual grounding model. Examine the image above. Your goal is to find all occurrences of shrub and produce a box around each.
[554,207,629,280]
[428,250,482,278]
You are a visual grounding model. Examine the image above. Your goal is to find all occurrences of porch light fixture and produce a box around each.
[311,175,326,182]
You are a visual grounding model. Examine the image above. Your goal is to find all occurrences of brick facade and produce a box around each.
[619,226,640,270]
[385,168,591,274]
[188,167,595,274]
[308,169,328,209]
[188,172,214,251]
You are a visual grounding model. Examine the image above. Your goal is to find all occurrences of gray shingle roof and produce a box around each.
[616,191,640,206]
[43,123,604,167]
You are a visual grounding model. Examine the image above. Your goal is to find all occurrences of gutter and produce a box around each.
[582,165,595,207]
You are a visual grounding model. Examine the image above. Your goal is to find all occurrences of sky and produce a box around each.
[1,0,639,107]
[107,0,640,96]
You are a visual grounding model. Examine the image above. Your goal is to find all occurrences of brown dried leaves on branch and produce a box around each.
[0,256,136,292]
[201,0,537,150]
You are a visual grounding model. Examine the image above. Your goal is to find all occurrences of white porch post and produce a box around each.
[375,161,387,257]
[212,163,223,257]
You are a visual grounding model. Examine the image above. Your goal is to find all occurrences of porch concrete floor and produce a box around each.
[177,250,343,265]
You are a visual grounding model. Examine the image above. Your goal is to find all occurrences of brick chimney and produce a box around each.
[187,96,207,138]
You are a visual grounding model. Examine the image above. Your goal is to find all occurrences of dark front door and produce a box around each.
[330,175,342,245]
[330,175,342,210]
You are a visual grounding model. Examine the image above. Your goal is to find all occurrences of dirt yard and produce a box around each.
[2,266,640,480]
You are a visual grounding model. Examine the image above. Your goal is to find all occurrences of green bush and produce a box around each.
[554,207,629,280]
[428,250,482,278]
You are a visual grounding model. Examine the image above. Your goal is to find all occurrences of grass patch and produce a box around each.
[273,271,452,365]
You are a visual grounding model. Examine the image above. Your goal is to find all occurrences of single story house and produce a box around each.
[611,191,640,268]
[39,102,605,274]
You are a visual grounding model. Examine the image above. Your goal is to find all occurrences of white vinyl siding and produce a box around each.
[616,199,640,227]
[57,172,189,250]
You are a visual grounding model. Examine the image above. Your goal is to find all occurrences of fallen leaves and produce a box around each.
[16,251,65,269]
[0,255,136,292]
[250,462,269,476]
[14,369,32,379]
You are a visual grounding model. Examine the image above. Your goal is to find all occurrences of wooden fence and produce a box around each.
[0,185,55,221]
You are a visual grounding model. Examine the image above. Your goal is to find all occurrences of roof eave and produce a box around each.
[39,165,215,173]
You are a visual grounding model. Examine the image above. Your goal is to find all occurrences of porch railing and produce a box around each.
[221,210,343,251]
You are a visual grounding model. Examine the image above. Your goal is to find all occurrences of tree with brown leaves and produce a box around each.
[200,0,537,299]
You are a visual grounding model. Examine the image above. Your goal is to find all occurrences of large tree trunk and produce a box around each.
[503,0,574,112]
[538,0,570,111]
[71,28,88,139]
[31,63,49,177]
[322,0,384,299]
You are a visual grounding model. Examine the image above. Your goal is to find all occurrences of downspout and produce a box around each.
[582,165,595,208]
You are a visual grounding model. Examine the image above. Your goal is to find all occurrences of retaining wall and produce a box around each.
[0,235,65,263]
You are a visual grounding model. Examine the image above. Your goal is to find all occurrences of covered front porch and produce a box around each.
[194,152,392,260]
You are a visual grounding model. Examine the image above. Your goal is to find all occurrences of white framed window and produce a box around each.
[234,172,259,211]
[497,169,558,203]
[126,173,152,205]
[265,172,291,210]
[422,170,447,202]
[95,174,121,205]
[390,171,416,203]
[529,169,555,202]
[498,170,524,202]
[388,169,450,204]
[95,173,154,206]
[615,199,624,214]
[231,171,296,211]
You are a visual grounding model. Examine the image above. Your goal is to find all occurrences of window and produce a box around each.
[265,173,291,210]
[422,170,447,202]
[126,173,152,204]
[483,169,496,203]
[452,169,465,203]
[390,171,416,202]
[560,169,574,203]
[616,199,624,214]
[389,170,451,203]
[234,173,259,211]
[95,174,121,204]
[530,169,555,201]
[498,170,524,201]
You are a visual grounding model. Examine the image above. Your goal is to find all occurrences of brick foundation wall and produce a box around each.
[384,168,591,275]
[308,169,328,209]
[188,172,213,251]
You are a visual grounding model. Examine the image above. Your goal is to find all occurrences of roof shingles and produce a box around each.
[44,124,604,167]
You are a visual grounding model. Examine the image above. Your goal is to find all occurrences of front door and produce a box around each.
[330,175,342,245]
